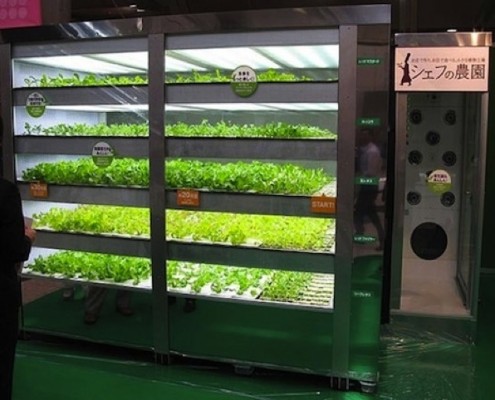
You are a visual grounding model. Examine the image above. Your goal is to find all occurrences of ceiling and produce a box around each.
[69,0,494,32]
[70,0,394,20]
[70,0,174,20]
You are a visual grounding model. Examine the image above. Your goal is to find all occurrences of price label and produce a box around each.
[177,189,200,207]
[311,196,336,214]
[29,182,48,198]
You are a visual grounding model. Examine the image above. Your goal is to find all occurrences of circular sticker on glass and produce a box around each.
[26,92,47,118]
[92,142,115,168]
[231,66,258,98]
[427,169,452,194]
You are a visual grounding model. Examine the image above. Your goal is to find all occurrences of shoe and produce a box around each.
[84,312,98,325]
[62,288,74,301]
[116,306,134,316]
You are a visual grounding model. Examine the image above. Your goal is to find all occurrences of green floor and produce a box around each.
[12,274,495,399]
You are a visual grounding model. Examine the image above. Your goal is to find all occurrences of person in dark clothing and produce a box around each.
[0,178,36,400]
[354,130,386,250]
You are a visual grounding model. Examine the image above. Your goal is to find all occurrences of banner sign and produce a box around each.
[395,47,489,92]
[0,0,42,29]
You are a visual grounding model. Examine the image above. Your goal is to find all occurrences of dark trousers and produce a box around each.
[355,187,385,246]
[0,299,19,400]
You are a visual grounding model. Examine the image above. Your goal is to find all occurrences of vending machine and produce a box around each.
[0,5,391,392]
[391,32,491,339]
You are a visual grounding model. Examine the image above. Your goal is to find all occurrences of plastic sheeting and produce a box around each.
[13,323,487,400]
[378,325,476,400]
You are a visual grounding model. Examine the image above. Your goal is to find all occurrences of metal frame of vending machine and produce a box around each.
[0,5,391,392]
[391,32,491,340]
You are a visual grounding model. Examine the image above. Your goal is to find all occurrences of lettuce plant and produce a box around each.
[33,206,335,251]
[22,158,334,195]
[28,250,333,304]
[22,69,315,88]
[24,121,336,139]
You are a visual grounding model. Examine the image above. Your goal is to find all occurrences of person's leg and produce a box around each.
[84,286,107,324]
[62,282,75,300]
[115,290,133,316]
[0,301,19,400]
[354,190,367,234]
[361,189,385,249]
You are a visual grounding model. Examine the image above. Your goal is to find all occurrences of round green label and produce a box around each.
[231,66,257,98]
[26,92,47,118]
[427,169,452,194]
[92,142,115,168]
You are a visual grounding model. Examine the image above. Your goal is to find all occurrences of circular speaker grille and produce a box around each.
[408,150,423,165]
[409,109,422,125]
[410,222,448,260]
[444,110,457,125]
[442,151,457,167]
[407,191,422,205]
[441,192,456,207]
[426,131,441,145]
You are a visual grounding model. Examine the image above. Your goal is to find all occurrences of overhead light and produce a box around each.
[16,55,145,74]
[259,45,339,69]
[167,45,339,70]
[165,56,206,72]
[165,103,338,112]
[47,105,148,112]
[170,48,280,70]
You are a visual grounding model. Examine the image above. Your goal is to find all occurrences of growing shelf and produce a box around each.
[1,5,390,389]
[33,230,151,258]
[23,251,334,308]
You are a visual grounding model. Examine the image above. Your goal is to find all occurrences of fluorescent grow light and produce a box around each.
[165,45,339,71]
[258,45,339,69]
[165,103,338,112]
[167,48,281,70]
[48,105,148,112]
[165,56,207,72]
[90,52,148,71]
[16,55,145,74]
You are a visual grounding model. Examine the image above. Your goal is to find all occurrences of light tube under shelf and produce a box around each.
[165,56,207,72]
[165,103,338,112]
[166,45,339,71]
[15,56,145,74]
[90,52,148,71]
[259,45,339,69]
[167,48,281,70]
[41,103,336,112]
[48,105,149,112]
